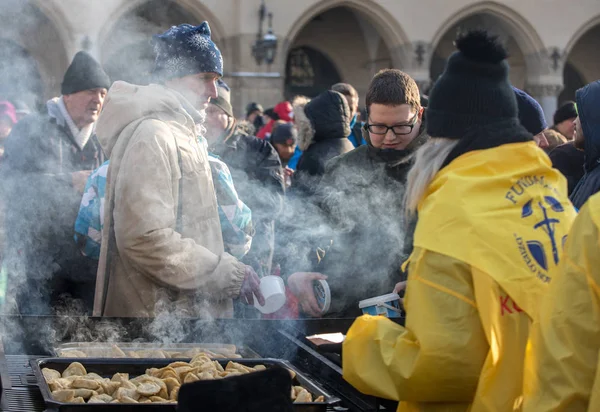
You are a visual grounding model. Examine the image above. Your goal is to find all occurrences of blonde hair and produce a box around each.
[404,138,459,216]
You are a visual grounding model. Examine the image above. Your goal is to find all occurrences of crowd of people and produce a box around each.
[0,21,599,409]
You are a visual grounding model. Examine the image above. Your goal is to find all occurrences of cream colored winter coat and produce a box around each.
[92,81,245,318]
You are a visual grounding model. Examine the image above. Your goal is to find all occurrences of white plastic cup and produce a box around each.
[253,275,286,314]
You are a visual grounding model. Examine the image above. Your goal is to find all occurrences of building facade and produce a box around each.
[1,0,600,123]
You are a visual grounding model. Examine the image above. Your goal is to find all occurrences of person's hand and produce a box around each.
[240,266,265,306]
[284,167,294,177]
[72,170,92,194]
[393,281,406,294]
[287,272,327,318]
[393,281,407,308]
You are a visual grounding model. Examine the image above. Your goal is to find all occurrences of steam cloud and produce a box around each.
[0,0,407,357]
[0,0,48,110]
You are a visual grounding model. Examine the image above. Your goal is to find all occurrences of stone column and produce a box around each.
[67,33,102,62]
[397,41,433,96]
[525,47,566,125]
[526,83,564,126]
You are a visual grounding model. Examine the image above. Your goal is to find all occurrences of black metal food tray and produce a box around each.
[31,358,340,412]
[53,342,260,359]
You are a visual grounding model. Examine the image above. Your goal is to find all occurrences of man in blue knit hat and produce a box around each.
[92,22,264,318]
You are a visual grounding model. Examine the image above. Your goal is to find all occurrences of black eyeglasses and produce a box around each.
[366,114,419,136]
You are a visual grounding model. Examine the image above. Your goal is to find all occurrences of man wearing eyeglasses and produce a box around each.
[288,69,428,318]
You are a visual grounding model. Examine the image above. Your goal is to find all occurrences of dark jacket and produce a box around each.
[293,91,353,195]
[275,92,352,280]
[549,141,585,195]
[315,123,429,318]
[1,106,104,314]
[570,81,600,209]
[210,121,285,277]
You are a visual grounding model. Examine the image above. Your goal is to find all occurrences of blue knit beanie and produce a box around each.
[513,87,547,135]
[152,22,223,80]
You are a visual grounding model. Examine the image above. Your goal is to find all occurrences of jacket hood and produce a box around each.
[576,80,600,171]
[95,81,202,157]
[296,90,350,151]
[291,95,309,123]
[274,101,293,122]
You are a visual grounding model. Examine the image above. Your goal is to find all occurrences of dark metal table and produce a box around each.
[0,316,397,412]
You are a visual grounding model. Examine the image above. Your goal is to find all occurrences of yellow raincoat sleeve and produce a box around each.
[523,199,600,412]
[343,248,488,403]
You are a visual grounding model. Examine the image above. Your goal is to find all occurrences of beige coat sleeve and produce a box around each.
[113,121,245,299]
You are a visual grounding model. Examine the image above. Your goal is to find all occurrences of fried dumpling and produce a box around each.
[42,368,61,382]
[62,362,86,378]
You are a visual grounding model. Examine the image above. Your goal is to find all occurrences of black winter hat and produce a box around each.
[152,22,223,80]
[271,122,297,145]
[264,108,278,121]
[513,87,547,135]
[553,101,578,125]
[426,30,518,139]
[61,51,111,95]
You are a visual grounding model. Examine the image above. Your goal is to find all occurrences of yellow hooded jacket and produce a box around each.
[343,142,576,411]
[522,192,600,411]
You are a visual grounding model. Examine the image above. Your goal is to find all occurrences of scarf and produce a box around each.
[46,97,94,150]
[364,121,429,167]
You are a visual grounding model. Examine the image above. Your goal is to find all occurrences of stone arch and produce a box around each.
[284,46,342,100]
[429,2,546,90]
[559,15,600,102]
[431,2,545,57]
[282,0,410,72]
[30,0,74,55]
[0,0,71,106]
[98,0,226,85]
[279,0,409,107]
[98,0,226,49]
[564,14,600,56]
